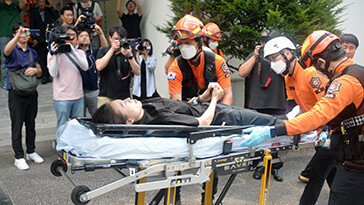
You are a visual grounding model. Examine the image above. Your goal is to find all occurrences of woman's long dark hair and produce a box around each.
[91,103,127,124]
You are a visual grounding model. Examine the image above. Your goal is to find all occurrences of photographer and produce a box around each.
[77,23,108,116]
[164,40,180,74]
[73,0,103,48]
[47,25,88,128]
[238,30,286,182]
[0,0,26,89]
[29,0,59,84]
[95,26,140,107]
[4,22,43,170]
[132,39,159,101]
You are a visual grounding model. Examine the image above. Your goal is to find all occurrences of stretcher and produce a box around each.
[51,118,319,205]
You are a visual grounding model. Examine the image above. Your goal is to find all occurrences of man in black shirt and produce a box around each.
[238,30,286,181]
[92,84,277,127]
[116,0,142,40]
[29,0,59,84]
[95,26,140,108]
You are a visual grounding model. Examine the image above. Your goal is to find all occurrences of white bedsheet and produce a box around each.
[56,119,317,160]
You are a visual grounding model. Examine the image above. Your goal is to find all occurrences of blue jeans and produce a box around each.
[53,98,85,128]
[0,36,10,84]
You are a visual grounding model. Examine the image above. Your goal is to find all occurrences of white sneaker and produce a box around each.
[14,158,29,170]
[26,152,44,163]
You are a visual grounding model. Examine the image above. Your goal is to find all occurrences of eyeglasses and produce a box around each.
[206,31,223,40]
[170,27,203,40]
[265,52,281,62]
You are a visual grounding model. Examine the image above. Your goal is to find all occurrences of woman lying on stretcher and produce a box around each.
[92,83,282,127]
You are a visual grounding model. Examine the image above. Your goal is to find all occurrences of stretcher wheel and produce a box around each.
[50,160,68,177]
[71,185,90,205]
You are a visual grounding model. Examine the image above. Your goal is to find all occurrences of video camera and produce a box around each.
[165,40,180,57]
[46,26,76,55]
[75,7,96,33]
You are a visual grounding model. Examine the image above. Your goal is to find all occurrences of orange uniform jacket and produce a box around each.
[285,61,329,113]
[168,51,231,95]
[276,59,364,136]
[213,48,224,58]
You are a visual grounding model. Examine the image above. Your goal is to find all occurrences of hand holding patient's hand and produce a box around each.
[211,83,224,101]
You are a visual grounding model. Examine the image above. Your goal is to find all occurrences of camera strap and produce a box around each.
[65,53,82,72]
[28,48,34,67]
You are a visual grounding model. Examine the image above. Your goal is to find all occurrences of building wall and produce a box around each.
[341,0,364,64]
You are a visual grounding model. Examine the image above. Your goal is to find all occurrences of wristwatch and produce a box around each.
[269,126,277,138]
[127,55,134,60]
[190,96,202,104]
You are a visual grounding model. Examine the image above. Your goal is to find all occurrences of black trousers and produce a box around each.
[132,91,160,101]
[300,148,337,182]
[34,43,49,79]
[8,90,38,159]
[329,165,364,205]
[299,147,337,205]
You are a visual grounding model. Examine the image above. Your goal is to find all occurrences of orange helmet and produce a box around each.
[170,15,205,42]
[205,22,223,41]
[300,30,341,68]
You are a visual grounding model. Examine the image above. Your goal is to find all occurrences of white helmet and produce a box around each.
[264,36,296,59]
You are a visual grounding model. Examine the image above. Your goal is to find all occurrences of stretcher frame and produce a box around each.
[51,118,318,205]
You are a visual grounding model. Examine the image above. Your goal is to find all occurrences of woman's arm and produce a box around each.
[196,84,224,126]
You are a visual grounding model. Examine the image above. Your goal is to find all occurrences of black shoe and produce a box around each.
[41,77,48,84]
[253,166,264,180]
[272,169,283,182]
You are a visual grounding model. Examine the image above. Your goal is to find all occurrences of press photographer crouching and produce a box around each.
[132,39,160,101]
[95,26,140,107]
[47,25,89,129]
[4,22,43,170]
[76,23,108,116]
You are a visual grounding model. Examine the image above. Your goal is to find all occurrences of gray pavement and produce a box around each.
[0,141,330,205]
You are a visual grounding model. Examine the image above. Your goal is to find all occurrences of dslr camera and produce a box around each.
[165,40,180,57]
[46,27,75,55]
[75,8,96,33]
[136,38,151,52]
[118,39,130,49]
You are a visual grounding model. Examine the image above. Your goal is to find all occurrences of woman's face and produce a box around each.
[109,98,143,123]
[143,41,151,54]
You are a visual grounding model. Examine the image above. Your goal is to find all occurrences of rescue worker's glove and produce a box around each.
[318,131,330,149]
[240,126,271,147]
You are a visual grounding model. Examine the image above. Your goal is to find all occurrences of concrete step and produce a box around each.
[0,111,56,128]
[0,134,55,149]
[0,122,57,146]
[0,103,55,118]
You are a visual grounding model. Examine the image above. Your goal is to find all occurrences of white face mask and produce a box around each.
[179,43,197,60]
[270,59,287,74]
[208,41,218,50]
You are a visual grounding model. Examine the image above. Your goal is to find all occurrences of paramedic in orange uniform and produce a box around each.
[168,15,233,105]
[263,36,338,204]
[240,30,364,205]
[203,22,224,57]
